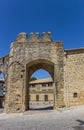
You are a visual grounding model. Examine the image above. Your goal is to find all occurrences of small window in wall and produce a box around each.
[44,95,48,101]
[42,83,46,87]
[48,82,53,87]
[29,95,31,101]
[20,75,23,78]
[73,93,78,98]
[32,84,35,87]
[36,95,39,101]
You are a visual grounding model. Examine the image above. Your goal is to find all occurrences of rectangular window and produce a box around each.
[20,75,23,78]
[42,83,46,87]
[44,95,48,101]
[36,95,39,101]
[29,95,31,101]
[48,82,53,87]
[73,93,78,98]
[32,84,35,87]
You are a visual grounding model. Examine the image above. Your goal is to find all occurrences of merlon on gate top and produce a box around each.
[16,32,52,42]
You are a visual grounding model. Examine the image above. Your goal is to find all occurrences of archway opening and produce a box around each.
[32,69,51,79]
[25,59,55,111]
[29,69,54,110]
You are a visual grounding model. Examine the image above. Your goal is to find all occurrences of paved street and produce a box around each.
[0,106,84,130]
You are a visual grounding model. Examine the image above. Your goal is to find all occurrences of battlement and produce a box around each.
[42,32,51,41]
[16,32,28,42]
[16,32,52,42]
[30,32,40,41]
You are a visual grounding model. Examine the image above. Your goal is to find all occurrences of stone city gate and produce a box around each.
[0,32,65,113]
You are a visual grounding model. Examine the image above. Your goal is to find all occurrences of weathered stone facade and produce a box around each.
[0,32,84,113]
[64,49,84,107]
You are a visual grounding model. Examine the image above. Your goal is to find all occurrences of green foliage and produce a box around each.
[30,77,37,81]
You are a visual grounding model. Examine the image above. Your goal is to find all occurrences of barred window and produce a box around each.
[44,95,48,101]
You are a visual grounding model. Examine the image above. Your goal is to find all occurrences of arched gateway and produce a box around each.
[1,32,64,113]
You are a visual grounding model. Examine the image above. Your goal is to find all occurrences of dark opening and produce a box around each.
[36,95,39,101]
[44,95,48,101]
[73,93,78,98]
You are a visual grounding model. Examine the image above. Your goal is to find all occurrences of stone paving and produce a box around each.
[0,106,84,130]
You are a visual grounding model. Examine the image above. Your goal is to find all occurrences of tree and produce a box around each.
[30,77,37,81]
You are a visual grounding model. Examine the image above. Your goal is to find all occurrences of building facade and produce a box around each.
[29,78,54,107]
[0,32,84,113]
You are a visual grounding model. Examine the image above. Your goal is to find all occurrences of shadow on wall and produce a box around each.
[0,108,4,113]
[29,106,53,111]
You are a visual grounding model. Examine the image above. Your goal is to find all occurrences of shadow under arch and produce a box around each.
[25,59,55,110]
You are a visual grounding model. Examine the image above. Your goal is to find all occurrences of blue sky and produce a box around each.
[0,0,84,79]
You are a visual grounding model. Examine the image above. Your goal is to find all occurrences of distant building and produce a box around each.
[0,77,54,108]
[0,78,5,108]
[29,78,54,106]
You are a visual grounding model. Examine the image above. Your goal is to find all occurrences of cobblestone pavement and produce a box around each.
[0,106,84,130]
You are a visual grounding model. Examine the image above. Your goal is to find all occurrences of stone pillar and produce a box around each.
[54,63,65,109]
[4,42,26,113]
[53,64,58,109]
[20,68,26,112]
[4,61,26,113]
[23,66,29,111]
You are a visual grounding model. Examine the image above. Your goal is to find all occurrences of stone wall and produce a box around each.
[64,49,84,107]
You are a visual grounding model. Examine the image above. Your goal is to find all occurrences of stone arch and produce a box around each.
[0,58,4,75]
[24,59,54,110]
[0,55,9,77]
[0,71,5,78]
[0,55,9,89]
[0,55,9,110]
[26,59,54,79]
